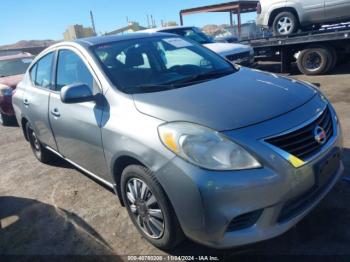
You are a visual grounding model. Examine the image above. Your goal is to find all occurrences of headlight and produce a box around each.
[158,122,261,170]
[0,87,13,96]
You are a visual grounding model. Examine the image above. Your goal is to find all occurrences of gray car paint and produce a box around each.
[12,33,343,249]
[133,68,317,131]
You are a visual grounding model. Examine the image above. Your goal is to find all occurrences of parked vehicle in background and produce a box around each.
[142,26,255,66]
[256,0,350,35]
[244,26,350,75]
[215,35,240,43]
[0,53,33,125]
[13,33,343,250]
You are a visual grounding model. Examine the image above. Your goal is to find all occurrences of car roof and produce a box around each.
[141,26,195,33]
[73,32,175,47]
[0,52,33,61]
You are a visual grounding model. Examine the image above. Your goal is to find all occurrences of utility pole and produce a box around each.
[147,15,150,28]
[90,10,97,35]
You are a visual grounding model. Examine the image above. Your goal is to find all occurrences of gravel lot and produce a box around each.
[1,62,350,260]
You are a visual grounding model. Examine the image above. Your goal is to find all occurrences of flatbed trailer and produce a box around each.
[241,25,350,75]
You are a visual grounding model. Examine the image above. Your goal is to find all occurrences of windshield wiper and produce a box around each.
[129,70,236,93]
[127,83,176,93]
[165,69,235,86]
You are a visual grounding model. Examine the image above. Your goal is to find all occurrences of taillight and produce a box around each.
[256,2,261,14]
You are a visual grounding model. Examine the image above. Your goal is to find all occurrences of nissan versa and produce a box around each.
[13,33,343,250]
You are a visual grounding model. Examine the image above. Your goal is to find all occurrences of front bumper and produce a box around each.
[155,101,343,249]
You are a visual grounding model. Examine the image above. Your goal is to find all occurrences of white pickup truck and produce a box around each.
[142,26,255,66]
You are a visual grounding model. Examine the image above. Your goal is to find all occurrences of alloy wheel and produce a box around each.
[126,178,165,239]
[28,127,41,153]
[277,17,293,35]
[31,131,41,151]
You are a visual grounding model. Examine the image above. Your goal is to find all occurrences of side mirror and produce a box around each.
[60,83,95,104]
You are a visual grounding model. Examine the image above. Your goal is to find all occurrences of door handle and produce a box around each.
[23,99,30,106]
[51,108,61,118]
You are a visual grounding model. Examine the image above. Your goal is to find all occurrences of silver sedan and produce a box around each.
[13,33,343,249]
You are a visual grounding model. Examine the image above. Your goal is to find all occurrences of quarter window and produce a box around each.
[30,64,37,83]
[31,52,54,89]
[56,50,96,92]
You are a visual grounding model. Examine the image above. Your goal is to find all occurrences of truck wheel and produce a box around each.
[121,165,184,250]
[0,113,13,126]
[323,46,337,74]
[26,122,56,164]
[297,47,329,75]
[273,12,298,36]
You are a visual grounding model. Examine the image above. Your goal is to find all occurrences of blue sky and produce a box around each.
[0,0,257,45]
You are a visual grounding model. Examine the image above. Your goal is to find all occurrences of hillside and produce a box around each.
[0,40,59,50]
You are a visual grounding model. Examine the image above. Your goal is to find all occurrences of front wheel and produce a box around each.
[272,12,298,36]
[121,165,184,250]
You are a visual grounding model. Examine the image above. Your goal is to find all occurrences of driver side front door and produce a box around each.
[48,48,110,182]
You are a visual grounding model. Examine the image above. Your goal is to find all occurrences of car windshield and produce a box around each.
[93,36,237,94]
[0,58,33,77]
[162,28,214,44]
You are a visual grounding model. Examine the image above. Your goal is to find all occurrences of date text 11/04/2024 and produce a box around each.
[127,256,220,261]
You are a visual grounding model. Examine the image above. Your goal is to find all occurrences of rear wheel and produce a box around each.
[323,46,337,74]
[26,122,56,164]
[121,165,184,250]
[297,47,329,75]
[273,12,298,36]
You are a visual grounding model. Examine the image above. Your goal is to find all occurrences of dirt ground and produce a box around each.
[1,62,350,261]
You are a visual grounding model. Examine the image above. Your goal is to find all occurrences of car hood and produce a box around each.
[133,68,317,131]
[0,74,24,89]
[203,42,251,57]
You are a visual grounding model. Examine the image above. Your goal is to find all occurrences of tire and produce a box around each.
[272,11,298,36]
[297,47,329,75]
[323,46,337,74]
[121,165,184,250]
[0,113,14,126]
[25,122,56,164]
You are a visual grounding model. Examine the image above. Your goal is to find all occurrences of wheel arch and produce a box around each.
[268,7,300,27]
[21,117,29,141]
[112,155,146,206]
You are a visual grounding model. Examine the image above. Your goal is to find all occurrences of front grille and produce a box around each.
[266,106,333,160]
[226,51,250,62]
[227,210,263,232]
